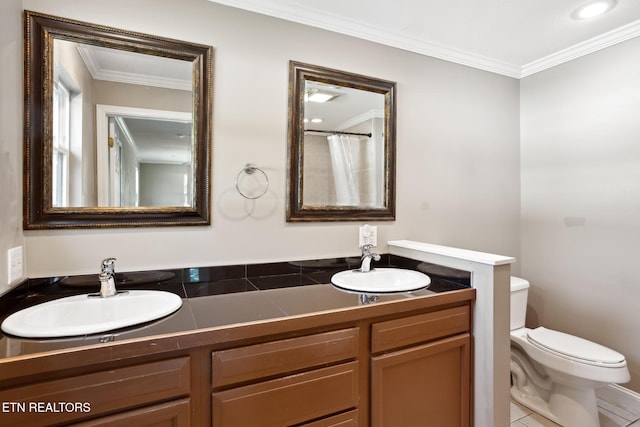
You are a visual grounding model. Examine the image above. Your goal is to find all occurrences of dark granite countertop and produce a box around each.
[0,255,471,359]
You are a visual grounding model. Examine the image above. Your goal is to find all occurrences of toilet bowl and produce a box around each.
[509,276,630,427]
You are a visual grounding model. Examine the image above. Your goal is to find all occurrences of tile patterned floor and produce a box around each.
[510,398,640,427]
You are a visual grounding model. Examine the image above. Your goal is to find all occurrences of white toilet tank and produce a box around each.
[510,276,530,331]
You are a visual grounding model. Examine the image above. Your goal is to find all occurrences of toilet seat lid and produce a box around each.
[527,327,625,365]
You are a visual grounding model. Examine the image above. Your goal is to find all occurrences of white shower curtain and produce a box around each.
[327,134,361,206]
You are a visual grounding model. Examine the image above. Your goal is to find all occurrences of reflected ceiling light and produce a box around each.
[310,118,323,123]
[573,0,617,20]
[305,90,341,103]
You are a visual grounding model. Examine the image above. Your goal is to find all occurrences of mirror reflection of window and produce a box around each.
[183,173,190,207]
[53,39,90,208]
[52,80,70,207]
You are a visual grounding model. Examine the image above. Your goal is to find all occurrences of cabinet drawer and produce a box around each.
[212,361,359,426]
[0,357,190,427]
[212,327,358,388]
[372,305,469,353]
[301,409,359,426]
[70,398,190,427]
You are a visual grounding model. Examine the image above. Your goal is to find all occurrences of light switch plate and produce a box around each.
[8,246,24,284]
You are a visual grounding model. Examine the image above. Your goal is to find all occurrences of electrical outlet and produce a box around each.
[358,224,378,248]
[8,246,24,284]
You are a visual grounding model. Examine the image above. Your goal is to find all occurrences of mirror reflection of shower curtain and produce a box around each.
[327,134,361,206]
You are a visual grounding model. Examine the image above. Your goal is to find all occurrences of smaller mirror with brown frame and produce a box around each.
[287,61,396,222]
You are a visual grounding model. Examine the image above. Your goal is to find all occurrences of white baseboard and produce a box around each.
[597,384,640,422]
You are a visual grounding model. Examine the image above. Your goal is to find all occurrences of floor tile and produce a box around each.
[600,404,635,427]
[510,396,640,427]
[599,397,640,424]
[516,412,561,427]
[511,401,532,422]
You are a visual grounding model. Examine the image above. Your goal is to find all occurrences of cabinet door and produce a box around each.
[371,334,470,427]
[70,398,190,426]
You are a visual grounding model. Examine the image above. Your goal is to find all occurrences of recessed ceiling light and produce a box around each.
[572,0,617,20]
[310,118,323,123]
[304,88,342,103]
[307,92,338,103]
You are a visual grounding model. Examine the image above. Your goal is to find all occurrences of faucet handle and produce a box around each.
[101,257,116,274]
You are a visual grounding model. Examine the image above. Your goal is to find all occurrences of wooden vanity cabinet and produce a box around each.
[207,301,473,427]
[0,289,474,427]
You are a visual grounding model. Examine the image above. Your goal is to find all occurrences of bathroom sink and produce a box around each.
[1,290,183,338]
[331,268,431,293]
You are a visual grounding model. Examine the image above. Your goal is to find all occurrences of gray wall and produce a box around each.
[139,163,191,207]
[521,36,640,392]
[20,0,521,278]
[0,0,25,295]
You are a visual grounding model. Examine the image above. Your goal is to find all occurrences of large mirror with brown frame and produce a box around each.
[287,61,396,222]
[23,11,212,229]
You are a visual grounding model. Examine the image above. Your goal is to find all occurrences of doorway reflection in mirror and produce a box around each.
[52,39,194,208]
[96,107,193,208]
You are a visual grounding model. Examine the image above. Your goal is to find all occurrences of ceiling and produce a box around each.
[209,0,640,78]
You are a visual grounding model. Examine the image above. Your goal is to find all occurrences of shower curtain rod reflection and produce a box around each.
[304,129,372,138]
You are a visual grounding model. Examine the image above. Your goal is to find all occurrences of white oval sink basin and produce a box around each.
[331,268,431,293]
[1,290,183,338]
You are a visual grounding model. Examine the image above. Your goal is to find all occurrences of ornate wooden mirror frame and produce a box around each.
[24,11,213,229]
[287,61,396,222]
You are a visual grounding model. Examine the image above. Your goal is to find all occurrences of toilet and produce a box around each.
[510,276,630,427]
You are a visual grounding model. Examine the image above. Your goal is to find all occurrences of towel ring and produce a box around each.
[236,163,269,199]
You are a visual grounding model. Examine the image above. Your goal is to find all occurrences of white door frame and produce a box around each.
[95,104,192,206]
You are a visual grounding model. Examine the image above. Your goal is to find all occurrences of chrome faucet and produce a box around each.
[98,257,117,297]
[360,244,381,272]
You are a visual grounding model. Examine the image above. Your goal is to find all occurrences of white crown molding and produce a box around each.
[89,68,192,92]
[76,45,192,91]
[210,0,640,79]
[339,109,384,131]
[521,19,640,77]
[75,45,101,79]
[210,0,521,78]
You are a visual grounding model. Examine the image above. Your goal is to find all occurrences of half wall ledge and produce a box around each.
[388,240,516,427]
